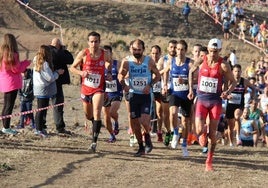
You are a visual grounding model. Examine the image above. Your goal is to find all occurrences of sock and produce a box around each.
[114,121,119,130]
[174,127,179,135]
[182,138,187,147]
[92,120,102,143]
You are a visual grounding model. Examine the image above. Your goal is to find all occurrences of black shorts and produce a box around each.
[226,104,243,119]
[153,92,162,103]
[241,139,254,147]
[103,95,122,107]
[129,93,151,119]
[169,95,192,117]
[161,89,171,103]
[224,29,230,33]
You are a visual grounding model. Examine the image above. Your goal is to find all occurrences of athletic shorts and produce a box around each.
[161,89,171,103]
[264,125,268,136]
[129,93,151,119]
[169,95,192,117]
[241,139,254,147]
[195,99,222,120]
[103,95,122,107]
[81,92,103,103]
[124,92,130,102]
[226,104,243,119]
[153,92,162,103]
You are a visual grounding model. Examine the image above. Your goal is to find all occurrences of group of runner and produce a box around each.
[67,30,268,171]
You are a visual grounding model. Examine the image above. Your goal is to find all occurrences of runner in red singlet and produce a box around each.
[70,31,112,152]
[188,38,236,171]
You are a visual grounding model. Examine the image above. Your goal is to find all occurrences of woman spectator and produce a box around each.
[33,45,64,137]
[0,33,31,135]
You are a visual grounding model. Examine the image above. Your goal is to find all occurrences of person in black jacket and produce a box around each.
[49,38,74,134]
[17,68,35,129]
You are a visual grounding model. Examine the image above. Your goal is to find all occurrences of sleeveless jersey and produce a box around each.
[105,60,123,97]
[81,48,106,95]
[170,57,190,100]
[197,55,223,101]
[227,77,245,107]
[128,56,152,94]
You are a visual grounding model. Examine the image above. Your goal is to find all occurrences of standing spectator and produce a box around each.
[182,2,191,26]
[238,18,247,41]
[0,33,31,135]
[188,38,236,171]
[118,39,161,157]
[249,22,260,43]
[33,45,64,137]
[49,38,74,134]
[17,68,35,129]
[69,31,112,152]
[229,49,237,67]
[222,18,231,40]
[102,45,123,143]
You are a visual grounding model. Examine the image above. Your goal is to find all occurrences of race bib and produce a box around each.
[172,78,188,91]
[105,80,117,92]
[153,81,161,92]
[199,76,218,93]
[131,77,148,92]
[228,93,242,104]
[84,73,101,88]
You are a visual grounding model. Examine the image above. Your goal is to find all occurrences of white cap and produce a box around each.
[208,38,222,50]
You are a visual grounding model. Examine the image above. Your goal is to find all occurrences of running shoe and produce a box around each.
[57,129,72,135]
[134,146,145,157]
[164,132,171,146]
[202,147,208,154]
[205,152,213,171]
[16,125,25,129]
[199,125,208,147]
[144,134,153,154]
[2,128,18,135]
[89,142,97,153]
[171,134,179,149]
[182,146,189,157]
[129,135,135,147]
[34,130,48,138]
[157,132,163,142]
[107,136,116,143]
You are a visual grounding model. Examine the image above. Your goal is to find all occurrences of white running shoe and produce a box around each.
[171,135,179,149]
[182,146,189,157]
[129,135,135,147]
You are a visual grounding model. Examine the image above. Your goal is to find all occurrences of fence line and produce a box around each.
[16,0,64,44]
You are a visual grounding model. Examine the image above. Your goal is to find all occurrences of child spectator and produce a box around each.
[182,2,191,25]
[17,68,35,129]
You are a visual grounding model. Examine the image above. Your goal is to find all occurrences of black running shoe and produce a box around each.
[134,147,145,157]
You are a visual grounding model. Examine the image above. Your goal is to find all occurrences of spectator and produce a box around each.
[0,33,31,135]
[229,49,237,67]
[182,2,191,25]
[244,59,257,79]
[17,68,35,129]
[33,45,64,137]
[249,22,260,43]
[49,38,74,134]
[240,108,258,147]
[223,18,231,40]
